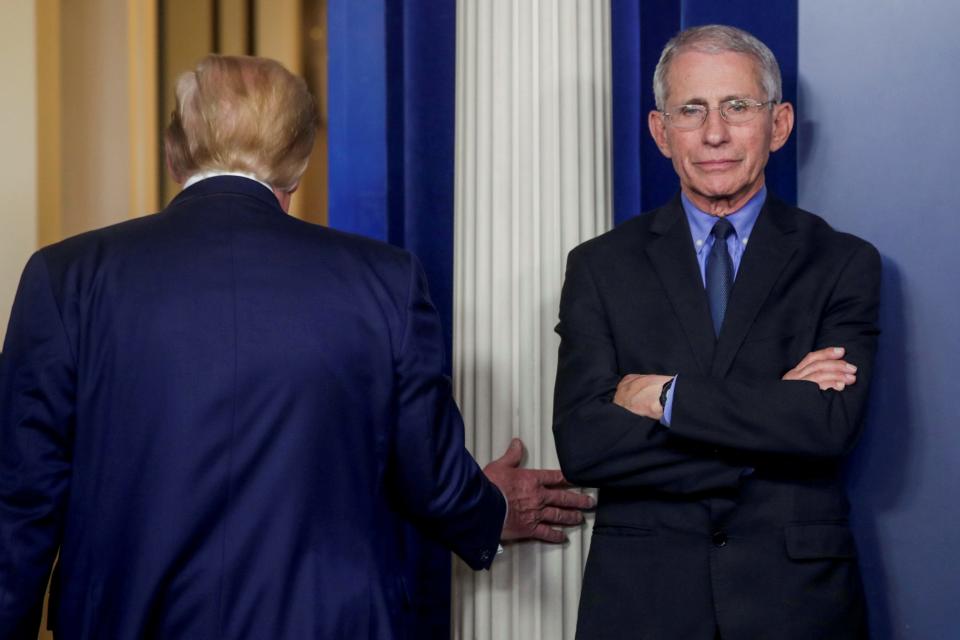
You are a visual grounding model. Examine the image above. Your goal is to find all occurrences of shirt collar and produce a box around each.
[681,185,766,249]
[183,170,274,194]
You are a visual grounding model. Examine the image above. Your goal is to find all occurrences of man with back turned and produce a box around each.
[0,54,592,639]
[554,25,879,639]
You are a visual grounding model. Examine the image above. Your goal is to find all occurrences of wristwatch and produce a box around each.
[659,376,675,409]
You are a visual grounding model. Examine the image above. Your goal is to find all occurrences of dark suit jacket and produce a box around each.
[554,194,880,640]
[0,177,505,639]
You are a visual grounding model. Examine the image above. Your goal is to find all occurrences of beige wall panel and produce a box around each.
[255,0,302,73]
[219,0,250,55]
[37,0,62,249]
[0,0,39,339]
[160,0,214,203]
[60,0,132,236]
[127,0,158,215]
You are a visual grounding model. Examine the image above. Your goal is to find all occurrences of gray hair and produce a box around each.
[653,24,782,110]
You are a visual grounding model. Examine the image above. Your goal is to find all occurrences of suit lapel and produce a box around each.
[645,198,716,373]
[711,196,800,377]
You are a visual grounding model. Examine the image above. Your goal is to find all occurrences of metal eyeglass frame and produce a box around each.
[660,99,777,130]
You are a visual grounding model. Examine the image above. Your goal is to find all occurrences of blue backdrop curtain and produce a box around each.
[328,0,457,636]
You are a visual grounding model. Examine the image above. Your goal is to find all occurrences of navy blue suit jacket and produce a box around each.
[0,177,505,639]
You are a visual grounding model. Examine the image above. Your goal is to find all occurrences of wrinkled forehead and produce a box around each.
[666,49,765,105]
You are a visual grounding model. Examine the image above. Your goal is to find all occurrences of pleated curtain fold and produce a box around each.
[452,1,612,638]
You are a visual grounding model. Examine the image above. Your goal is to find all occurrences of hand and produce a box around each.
[613,374,673,420]
[483,438,595,543]
[782,346,857,391]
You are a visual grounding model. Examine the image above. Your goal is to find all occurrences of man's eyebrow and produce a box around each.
[676,94,756,106]
[721,94,755,102]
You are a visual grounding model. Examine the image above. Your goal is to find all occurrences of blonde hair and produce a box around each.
[165,55,318,191]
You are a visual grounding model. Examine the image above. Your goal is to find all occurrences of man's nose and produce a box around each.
[701,108,730,145]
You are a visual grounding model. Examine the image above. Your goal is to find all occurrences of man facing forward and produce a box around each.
[0,55,592,639]
[554,25,879,639]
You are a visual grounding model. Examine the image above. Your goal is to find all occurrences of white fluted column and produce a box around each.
[452,1,611,638]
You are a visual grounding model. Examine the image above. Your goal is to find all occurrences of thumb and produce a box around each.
[495,437,524,468]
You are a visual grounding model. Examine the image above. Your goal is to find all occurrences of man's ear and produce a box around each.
[648,110,672,158]
[165,150,183,185]
[273,182,299,213]
[769,102,795,153]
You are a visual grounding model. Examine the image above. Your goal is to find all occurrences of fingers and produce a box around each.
[501,504,577,542]
[538,505,585,526]
[617,374,660,391]
[529,523,566,544]
[616,374,656,397]
[492,437,524,468]
[530,468,566,487]
[500,482,593,542]
[495,463,594,543]
[614,376,643,409]
[783,347,858,389]
[805,373,854,391]
[542,487,595,510]
[786,369,855,391]
[792,359,857,381]
[614,374,670,419]
[783,348,857,390]
[792,346,846,372]
[543,508,582,527]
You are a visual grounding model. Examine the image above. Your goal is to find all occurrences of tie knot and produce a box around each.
[711,218,734,240]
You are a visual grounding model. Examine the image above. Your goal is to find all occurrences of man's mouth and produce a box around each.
[695,159,740,171]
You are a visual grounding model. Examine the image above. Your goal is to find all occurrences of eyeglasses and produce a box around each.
[661,99,776,130]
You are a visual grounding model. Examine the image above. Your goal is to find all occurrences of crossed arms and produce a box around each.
[553,242,882,493]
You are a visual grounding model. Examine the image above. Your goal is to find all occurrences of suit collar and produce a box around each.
[646,195,717,373]
[650,193,685,236]
[166,175,285,214]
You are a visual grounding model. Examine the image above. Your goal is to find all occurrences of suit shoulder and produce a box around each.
[302,222,412,268]
[38,213,166,268]
[41,209,417,278]
[788,204,879,258]
[568,205,661,262]
[285,222,421,299]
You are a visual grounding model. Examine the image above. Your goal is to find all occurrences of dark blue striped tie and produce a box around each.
[706,218,734,337]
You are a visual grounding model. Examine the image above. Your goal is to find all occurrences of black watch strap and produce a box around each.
[659,377,675,409]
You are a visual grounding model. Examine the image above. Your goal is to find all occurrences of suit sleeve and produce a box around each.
[553,247,751,493]
[0,253,76,639]
[670,242,882,458]
[389,255,505,570]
